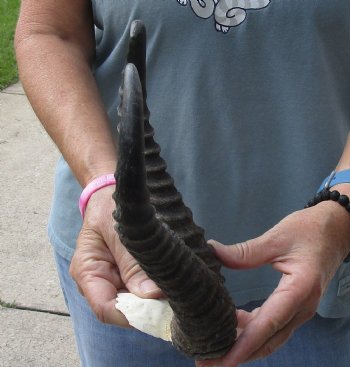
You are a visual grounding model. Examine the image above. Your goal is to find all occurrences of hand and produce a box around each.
[196,201,350,367]
[70,185,162,326]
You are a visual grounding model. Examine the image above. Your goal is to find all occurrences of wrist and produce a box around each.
[317,201,350,262]
[79,173,117,218]
[306,169,350,263]
[78,159,117,188]
[330,183,350,197]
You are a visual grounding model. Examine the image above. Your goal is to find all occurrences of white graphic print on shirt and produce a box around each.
[177,0,271,33]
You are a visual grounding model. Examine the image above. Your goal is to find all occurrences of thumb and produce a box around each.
[125,272,163,299]
[118,249,163,299]
[208,233,277,269]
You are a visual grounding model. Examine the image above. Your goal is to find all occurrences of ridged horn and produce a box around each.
[113,63,237,359]
[125,20,222,275]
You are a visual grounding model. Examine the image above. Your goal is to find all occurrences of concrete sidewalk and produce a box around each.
[0,83,79,366]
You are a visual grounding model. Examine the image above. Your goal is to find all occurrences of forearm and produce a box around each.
[15,2,116,187]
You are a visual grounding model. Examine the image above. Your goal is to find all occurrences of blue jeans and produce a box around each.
[54,250,350,367]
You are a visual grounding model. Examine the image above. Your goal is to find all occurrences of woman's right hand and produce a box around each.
[70,185,162,326]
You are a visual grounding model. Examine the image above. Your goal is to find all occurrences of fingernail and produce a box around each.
[207,239,221,247]
[139,279,159,294]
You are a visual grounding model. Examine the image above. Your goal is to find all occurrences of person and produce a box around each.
[15,1,350,366]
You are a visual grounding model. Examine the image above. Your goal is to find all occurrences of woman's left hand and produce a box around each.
[196,200,350,367]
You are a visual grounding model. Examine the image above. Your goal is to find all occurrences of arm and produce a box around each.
[15,0,161,325]
[15,0,115,186]
[197,134,350,367]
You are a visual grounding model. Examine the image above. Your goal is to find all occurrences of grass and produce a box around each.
[0,298,17,308]
[0,297,70,316]
[0,0,21,90]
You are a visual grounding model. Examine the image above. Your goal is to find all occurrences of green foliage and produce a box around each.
[0,298,17,308]
[0,0,21,90]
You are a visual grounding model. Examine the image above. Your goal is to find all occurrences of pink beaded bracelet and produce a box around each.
[79,174,116,219]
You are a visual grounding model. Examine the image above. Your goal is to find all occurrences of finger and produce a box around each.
[220,277,305,366]
[70,256,128,326]
[116,247,163,299]
[236,309,253,330]
[71,229,123,291]
[196,305,314,367]
[247,309,310,362]
[208,233,281,270]
[247,325,294,363]
[195,307,276,367]
[194,309,258,367]
[236,308,260,334]
[126,269,163,299]
[79,273,130,326]
[235,309,255,340]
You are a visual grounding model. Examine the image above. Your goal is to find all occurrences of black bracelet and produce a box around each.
[305,188,350,263]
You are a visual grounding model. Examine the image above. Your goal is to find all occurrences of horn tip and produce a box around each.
[130,20,146,39]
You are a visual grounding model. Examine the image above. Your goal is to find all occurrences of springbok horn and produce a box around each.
[113,63,237,359]
[124,20,222,275]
